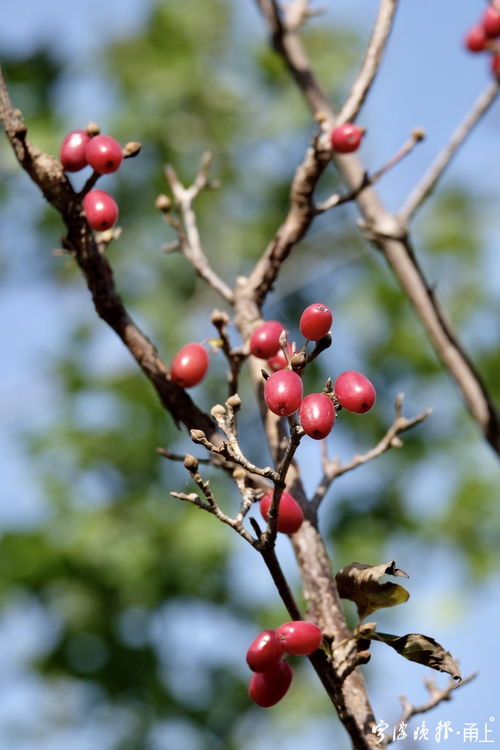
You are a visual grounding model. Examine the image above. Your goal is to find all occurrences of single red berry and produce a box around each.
[246,630,283,672]
[299,303,333,341]
[483,6,500,37]
[275,621,323,656]
[260,491,304,535]
[248,660,293,708]
[299,393,335,440]
[464,25,488,52]
[330,123,364,154]
[82,189,119,231]
[267,341,293,372]
[170,343,209,388]
[334,370,376,414]
[86,134,123,174]
[491,53,500,79]
[264,369,303,416]
[60,129,91,172]
[250,321,286,359]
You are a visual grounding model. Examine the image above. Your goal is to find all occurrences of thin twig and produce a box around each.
[400,81,500,222]
[211,309,246,397]
[337,0,399,125]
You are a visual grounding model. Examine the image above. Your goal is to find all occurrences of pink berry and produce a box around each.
[170,343,209,388]
[330,123,364,154]
[248,660,293,708]
[260,491,304,535]
[299,393,335,439]
[267,342,293,371]
[250,321,286,359]
[264,369,303,416]
[86,134,123,174]
[491,53,500,79]
[334,371,376,414]
[299,303,333,341]
[483,6,500,37]
[464,25,488,52]
[275,621,323,656]
[60,129,91,172]
[246,630,283,672]
[82,189,119,231]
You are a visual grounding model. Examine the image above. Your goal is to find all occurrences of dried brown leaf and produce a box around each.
[336,560,410,620]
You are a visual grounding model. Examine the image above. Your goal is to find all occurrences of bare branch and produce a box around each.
[163,155,234,303]
[400,81,500,222]
[311,394,431,510]
[211,309,246,397]
[337,0,400,125]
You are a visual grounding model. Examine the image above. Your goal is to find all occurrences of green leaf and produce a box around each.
[360,628,462,681]
[336,560,410,620]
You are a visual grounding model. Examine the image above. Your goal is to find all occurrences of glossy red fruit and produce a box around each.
[483,6,500,37]
[86,134,123,174]
[260,491,304,534]
[299,303,333,341]
[491,53,500,79]
[60,129,91,172]
[299,393,335,440]
[334,370,376,414]
[275,621,323,656]
[330,123,364,154]
[170,343,209,388]
[248,660,293,708]
[267,342,293,371]
[250,321,285,359]
[82,189,119,231]
[246,630,283,672]
[464,25,488,51]
[264,369,303,416]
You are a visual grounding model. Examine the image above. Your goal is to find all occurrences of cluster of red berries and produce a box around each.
[60,128,124,231]
[464,2,500,78]
[250,303,376,442]
[329,123,364,154]
[246,620,323,707]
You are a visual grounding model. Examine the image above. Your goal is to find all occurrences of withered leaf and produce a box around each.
[336,561,410,620]
[361,629,462,681]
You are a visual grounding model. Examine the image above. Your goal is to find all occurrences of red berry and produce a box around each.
[248,660,293,708]
[260,491,304,535]
[170,343,209,388]
[82,189,119,231]
[60,129,91,172]
[264,369,303,416]
[299,303,333,341]
[250,321,286,359]
[491,53,500,79]
[267,342,293,371]
[334,370,376,414]
[483,6,500,37]
[299,393,335,440]
[464,25,488,52]
[275,621,323,656]
[86,134,123,174]
[246,630,283,672]
[330,123,364,154]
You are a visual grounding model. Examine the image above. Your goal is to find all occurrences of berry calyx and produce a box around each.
[60,129,91,172]
[264,369,303,416]
[248,660,293,708]
[483,5,500,37]
[275,621,323,656]
[491,53,500,79]
[299,393,335,440]
[250,321,286,359]
[246,630,283,672]
[330,123,364,154]
[267,341,293,372]
[170,343,209,388]
[260,491,304,535]
[82,189,119,231]
[86,134,123,174]
[464,25,488,52]
[334,370,376,414]
[299,303,333,341]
